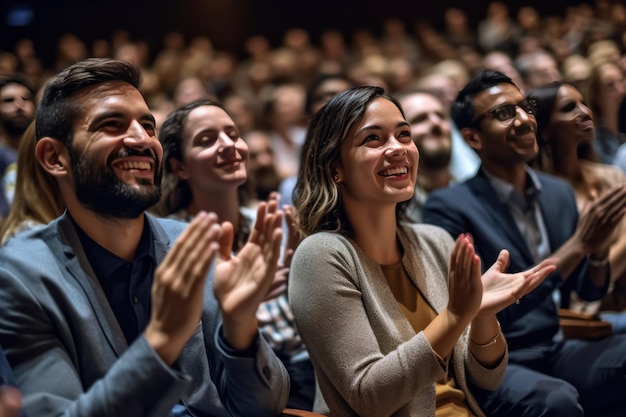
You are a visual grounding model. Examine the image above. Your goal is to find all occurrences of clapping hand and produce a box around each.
[477,249,556,318]
[446,234,556,323]
[213,200,284,349]
[262,193,299,301]
[146,212,222,365]
[575,184,626,256]
[447,233,483,325]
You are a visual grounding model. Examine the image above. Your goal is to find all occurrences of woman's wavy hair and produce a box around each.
[294,85,410,238]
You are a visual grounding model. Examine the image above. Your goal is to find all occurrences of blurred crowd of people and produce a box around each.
[3,1,626,416]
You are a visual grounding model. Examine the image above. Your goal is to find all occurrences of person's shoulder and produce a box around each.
[535,170,576,190]
[294,232,361,264]
[403,221,447,234]
[298,231,348,250]
[0,221,57,268]
[291,232,356,277]
[581,160,626,185]
[402,222,454,244]
[425,181,473,205]
[148,214,189,237]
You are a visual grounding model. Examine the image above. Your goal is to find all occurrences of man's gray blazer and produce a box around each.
[0,212,289,417]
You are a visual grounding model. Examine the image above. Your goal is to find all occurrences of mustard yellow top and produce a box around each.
[381,261,475,417]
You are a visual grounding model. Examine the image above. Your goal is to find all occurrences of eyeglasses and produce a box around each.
[472,98,536,126]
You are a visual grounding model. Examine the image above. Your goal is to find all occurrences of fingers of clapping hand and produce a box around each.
[600,185,626,224]
[282,248,294,270]
[479,257,557,317]
[268,191,280,203]
[517,258,557,297]
[0,386,23,417]
[264,266,289,301]
[147,212,221,364]
[487,249,510,274]
[452,234,480,278]
[577,185,626,250]
[586,185,626,225]
[283,203,298,239]
[251,201,284,269]
[218,221,235,260]
[448,233,482,320]
[159,211,221,296]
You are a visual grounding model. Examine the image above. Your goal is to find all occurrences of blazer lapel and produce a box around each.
[52,213,128,356]
[146,214,171,265]
[467,172,536,264]
[536,175,569,253]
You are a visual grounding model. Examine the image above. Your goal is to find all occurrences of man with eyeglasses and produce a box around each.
[423,70,626,417]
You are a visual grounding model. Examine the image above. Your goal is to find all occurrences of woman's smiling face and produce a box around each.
[336,97,418,209]
[547,84,595,148]
[175,105,249,193]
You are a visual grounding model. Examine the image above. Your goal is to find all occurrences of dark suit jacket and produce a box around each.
[0,212,289,417]
[422,168,608,360]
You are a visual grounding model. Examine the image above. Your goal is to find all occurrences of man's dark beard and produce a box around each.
[0,116,32,138]
[70,146,162,219]
[418,148,452,171]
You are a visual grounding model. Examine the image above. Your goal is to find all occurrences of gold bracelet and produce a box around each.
[587,255,609,268]
[470,322,501,348]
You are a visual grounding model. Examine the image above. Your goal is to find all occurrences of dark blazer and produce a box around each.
[422,168,607,359]
[0,212,289,417]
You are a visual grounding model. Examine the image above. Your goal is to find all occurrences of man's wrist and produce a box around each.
[218,327,258,358]
[145,327,183,366]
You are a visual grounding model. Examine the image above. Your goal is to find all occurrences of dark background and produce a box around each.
[1,0,594,67]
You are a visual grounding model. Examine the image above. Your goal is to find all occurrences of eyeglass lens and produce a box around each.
[493,100,535,121]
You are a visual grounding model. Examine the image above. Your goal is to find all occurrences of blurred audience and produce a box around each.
[0,122,64,245]
[0,75,35,219]
[515,49,562,91]
[1,4,626,414]
[260,82,307,181]
[413,70,481,182]
[278,72,354,207]
[396,89,456,222]
[242,130,282,203]
[586,60,626,164]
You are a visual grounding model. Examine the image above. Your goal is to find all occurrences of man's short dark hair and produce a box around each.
[35,58,142,146]
[451,69,516,130]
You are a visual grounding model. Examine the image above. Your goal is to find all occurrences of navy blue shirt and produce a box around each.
[73,216,253,417]
[75,218,154,344]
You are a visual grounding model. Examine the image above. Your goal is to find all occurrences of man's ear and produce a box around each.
[169,158,190,180]
[461,127,482,152]
[35,137,69,177]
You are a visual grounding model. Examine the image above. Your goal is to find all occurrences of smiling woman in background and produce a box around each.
[528,81,626,330]
[155,98,315,411]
